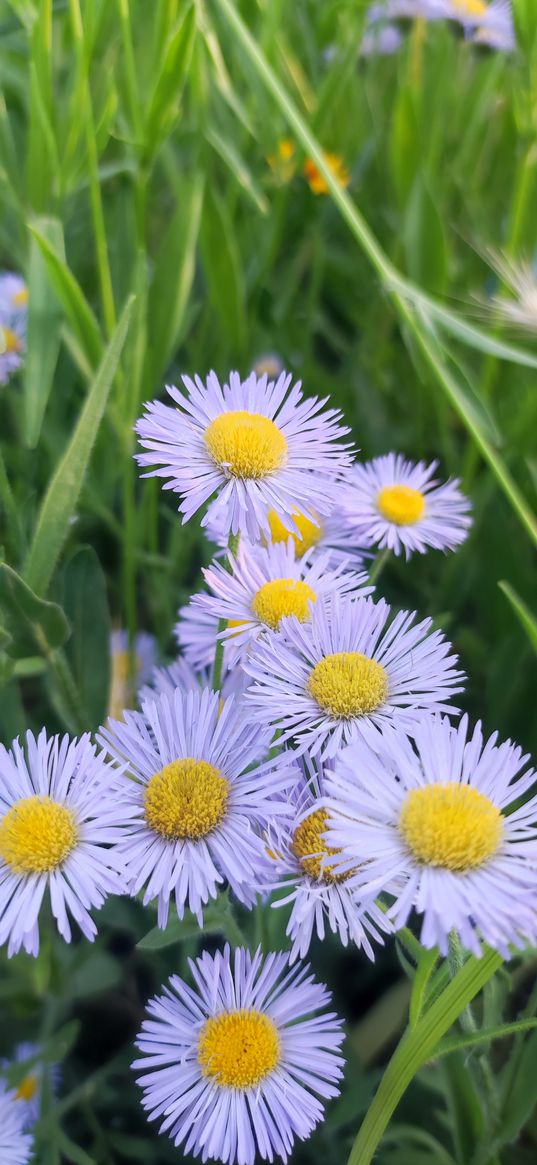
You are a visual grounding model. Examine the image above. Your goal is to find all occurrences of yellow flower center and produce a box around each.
[16,1075,38,1102]
[399,784,503,871]
[307,652,388,718]
[1,326,22,354]
[204,411,287,479]
[292,808,347,882]
[0,796,78,875]
[144,758,229,840]
[12,286,29,307]
[267,509,323,556]
[251,577,317,630]
[198,1009,280,1089]
[453,0,487,15]
[377,485,425,526]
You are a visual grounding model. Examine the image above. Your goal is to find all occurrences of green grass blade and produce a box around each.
[28,219,103,368]
[498,581,537,653]
[24,295,134,596]
[23,218,63,448]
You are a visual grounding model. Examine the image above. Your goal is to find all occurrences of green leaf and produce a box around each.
[436,1019,537,1060]
[389,85,421,205]
[62,547,111,729]
[67,951,122,999]
[23,216,63,448]
[0,563,70,659]
[138,900,231,951]
[200,185,246,355]
[145,170,204,386]
[498,581,537,654]
[28,220,103,369]
[57,1132,96,1165]
[404,176,448,296]
[206,127,269,215]
[409,946,439,1027]
[143,4,196,161]
[24,295,134,596]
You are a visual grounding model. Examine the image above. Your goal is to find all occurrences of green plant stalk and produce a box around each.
[213,531,240,689]
[346,948,502,1165]
[214,0,537,551]
[368,547,391,587]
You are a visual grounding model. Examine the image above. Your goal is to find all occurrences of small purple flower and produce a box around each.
[133,944,345,1165]
[244,594,464,759]
[135,370,353,542]
[0,1082,33,1163]
[343,453,472,559]
[325,715,537,956]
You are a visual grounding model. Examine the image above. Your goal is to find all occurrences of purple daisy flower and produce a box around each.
[139,656,250,707]
[1,1041,60,1129]
[244,595,464,759]
[343,453,472,559]
[98,689,295,928]
[325,715,537,956]
[0,1083,33,1164]
[0,273,27,387]
[0,731,128,957]
[265,752,391,961]
[206,499,370,570]
[133,944,345,1165]
[135,370,353,542]
[192,540,372,664]
[108,629,157,720]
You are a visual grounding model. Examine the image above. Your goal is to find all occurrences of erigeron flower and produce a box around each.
[0,1083,33,1164]
[139,655,250,705]
[343,453,472,559]
[0,731,127,957]
[135,370,353,543]
[245,595,463,759]
[360,21,403,57]
[108,630,157,720]
[99,689,295,928]
[1,1042,59,1128]
[193,540,372,663]
[207,501,368,569]
[303,152,350,195]
[265,753,391,961]
[133,944,344,1165]
[176,601,236,675]
[325,715,537,956]
[0,273,28,386]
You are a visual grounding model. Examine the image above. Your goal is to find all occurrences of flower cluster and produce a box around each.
[0,273,28,386]
[2,365,536,1165]
[360,0,515,56]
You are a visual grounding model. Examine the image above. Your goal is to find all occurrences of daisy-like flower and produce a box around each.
[139,656,249,705]
[176,601,236,675]
[303,151,350,195]
[0,1083,33,1164]
[0,731,127,957]
[325,715,537,956]
[253,353,285,380]
[135,370,353,542]
[1,1042,59,1129]
[193,541,371,663]
[245,595,463,759]
[207,501,369,569]
[133,944,345,1165]
[108,629,157,720]
[98,689,295,928]
[470,6,515,52]
[343,453,472,559]
[0,273,28,387]
[360,21,403,56]
[265,753,391,961]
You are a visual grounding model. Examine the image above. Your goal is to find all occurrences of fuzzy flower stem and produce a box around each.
[212,531,240,690]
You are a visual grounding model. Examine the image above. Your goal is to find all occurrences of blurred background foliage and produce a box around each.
[0,0,537,1161]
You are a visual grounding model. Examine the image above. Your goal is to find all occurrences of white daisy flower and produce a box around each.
[0,1083,33,1164]
[265,752,391,961]
[325,715,537,956]
[192,540,372,663]
[133,944,345,1165]
[0,731,127,958]
[98,689,295,928]
[135,369,353,542]
[244,595,464,759]
[343,453,472,559]
[0,273,27,387]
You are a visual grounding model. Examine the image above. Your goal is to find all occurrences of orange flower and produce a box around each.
[303,152,350,195]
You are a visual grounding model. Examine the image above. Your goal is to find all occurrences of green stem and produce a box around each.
[368,547,391,587]
[212,531,239,690]
[346,948,502,1165]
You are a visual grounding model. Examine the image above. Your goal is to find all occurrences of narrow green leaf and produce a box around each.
[24,296,134,596]
[436,1019,537,1059]
[498,581,537,654]
[409,946,439,1027]
[389,84,421,205]
[404,175,448,296]
[23,217,63,447]
[0,563,70,658]
[200,185,246,355]
[145,170,204,385]
[63,547,111,729]
[28,220,103,369]
[143,4,196,161]
[138,899,230,951]
[206,127,269,215]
